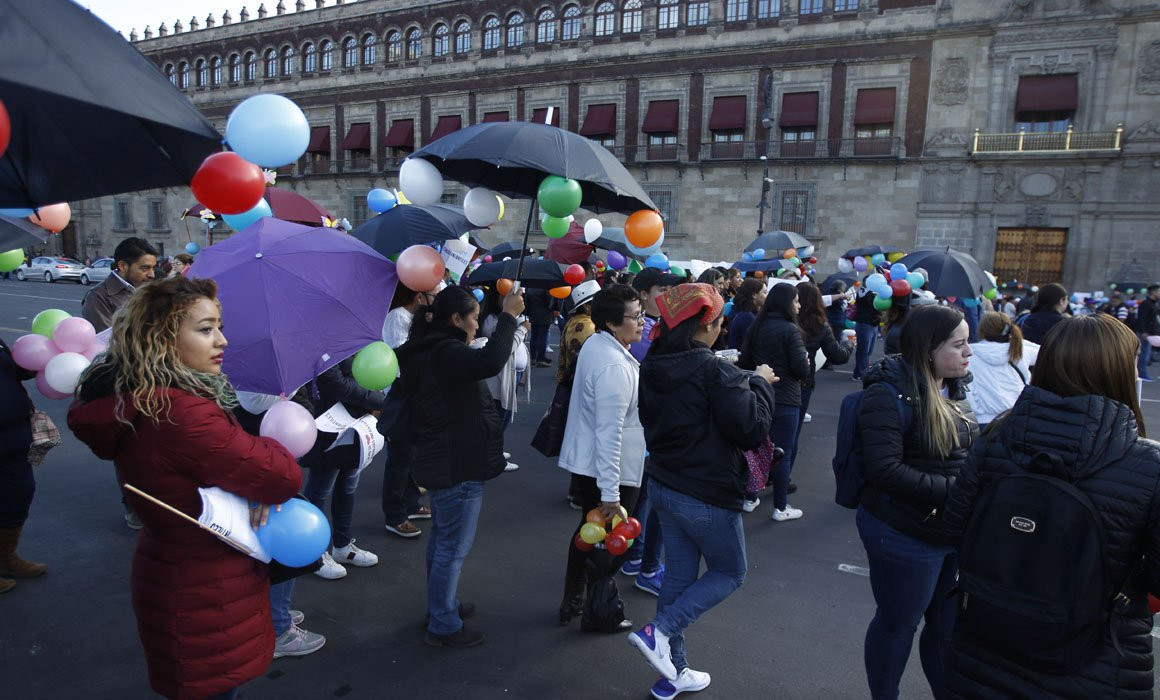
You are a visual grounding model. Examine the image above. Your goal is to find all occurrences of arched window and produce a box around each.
[725,0,749,22]
[244,51,256,81]
[164,64,175,85]
[229,54,241,82]
[361,33,377,65]
[177,61,189,89]
[506,12,524,47]
[210,57,222,85]
[562,5,581,40]
[658,0,679,30]
[264,49,277,78]
[195,59,207,87]
[342,37,357,67]
[536,8,556,44]
[483,16,501,50]
[623,0,643,33]
[433,24,449,57]
[319,40,333,70]
[386,31,401,62]
[281,46,293,76]
[405,28,422,60]
[454,21,471,54]
[302,42,316,72]
[595,2,615,36]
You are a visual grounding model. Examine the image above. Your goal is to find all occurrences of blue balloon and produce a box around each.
[865,273,887,290]
[185,242,201,255]
[906,271,924,289]
[963,297,979,308]
[871,253,887,266]
[0,208,35,217]
[367,188,397,213]
[645,253,669,270]
[472,288,485,303]
[225,94,311,168]
[256,499,331,567]
[724,300,734,316]
[741,251,753,262]
[752,248,765,260]
[627,233,665,257]
[223,198,273,231]
[889,263,908,280]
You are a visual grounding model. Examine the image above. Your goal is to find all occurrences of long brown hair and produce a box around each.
[1031,315,1146,437]
[796,282,828,340]
[732,278,764,314]
[900,305,966,458]
[978,312,1023,364]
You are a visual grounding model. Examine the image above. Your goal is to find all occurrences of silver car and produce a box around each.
[15,256,86,283]
[80,258,114,286]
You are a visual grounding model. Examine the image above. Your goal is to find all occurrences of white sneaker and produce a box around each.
[313,551,347,579]
[332,540,378,567]
[628,623,678,681]
[803,413,812,423]
[771,505,803,522]
[742,497,760,513]
[650,668,712,699]
[273,624,326,658]
[503,452,512,460]
[504,461,520,472]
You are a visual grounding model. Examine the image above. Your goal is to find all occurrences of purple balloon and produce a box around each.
[35,370,71,400]
[12,334,60,372]
[853,256,868,272]
[53,316,96,353]
[259,399,317,458]
[607,250,627,270]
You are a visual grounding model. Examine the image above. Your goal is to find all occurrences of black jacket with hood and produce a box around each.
[393,314,516,489]
[857,355,977,545]
[942,387,1160,699]
[742,315,810,407]
[639,344,774,511]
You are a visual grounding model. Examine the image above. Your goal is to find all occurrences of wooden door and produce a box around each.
[993,228,1067,287]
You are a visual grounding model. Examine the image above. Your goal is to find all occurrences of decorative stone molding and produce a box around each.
[174,19,183,33]
[144,26,153,39]
[932,58,969,105]
[1136,41,1160,95]
[240,7,250,22]
[1128,121,1160,140]
[993,25,1117,46]
[994,168,1014,202]
[924,128,967,150]
[158,23,168,36]
[1025,205,1048,227]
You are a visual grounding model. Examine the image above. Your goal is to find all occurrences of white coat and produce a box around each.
[966,340,1034,425]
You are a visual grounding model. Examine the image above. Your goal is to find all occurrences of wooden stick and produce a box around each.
[122,483,254,555]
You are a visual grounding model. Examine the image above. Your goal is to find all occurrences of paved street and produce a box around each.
[2,279,1158,699]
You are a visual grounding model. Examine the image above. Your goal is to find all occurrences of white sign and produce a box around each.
[315,402,357,433]
[197,487,271,563]
[441,238,477,283]
[326,413,385,473]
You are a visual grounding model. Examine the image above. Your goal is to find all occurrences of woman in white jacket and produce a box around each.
[558,284,647,632]
[966,312,1038,430]
[479,287,530,471]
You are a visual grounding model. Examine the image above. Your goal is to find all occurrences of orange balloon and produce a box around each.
[29,203,71,233]
[782,248,795,260]
[585,508,606,526]
[625,210,663,249]
[549,285,572,299]
[496,278,514,296]
[753,271,765,278]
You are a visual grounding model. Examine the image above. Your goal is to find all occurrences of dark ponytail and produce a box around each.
[408,286,478,342]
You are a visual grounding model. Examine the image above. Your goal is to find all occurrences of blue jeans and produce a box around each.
[790,385,814,467]
[768,403,801,510]
[425,480,485,635]
[269,579,296,636]
[650,480,747,673]
[304,459,361,549]
[624,474,663,573]
[856,506,957,700]
[531,323,550,363]
[1139,334,1153,379]
[854,321,878,379]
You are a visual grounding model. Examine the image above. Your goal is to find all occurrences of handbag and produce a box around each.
[531,381,572,457]
[745,436,775,494]
[28,410,61,466]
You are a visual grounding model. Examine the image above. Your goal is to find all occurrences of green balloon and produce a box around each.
[844,319,856,330]
[628,259,643,274]
[984,287,998,300]
[542,215,570,238]
[351,341,398,391]
[789,257,801,267]
[1108,283,1117,289]
[872,295,893,311]
[0,249,23,273]
[538,175,582,218]
[32,309,71,338]
[669,265,686,278]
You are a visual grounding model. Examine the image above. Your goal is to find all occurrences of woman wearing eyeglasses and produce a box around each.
[558,284,648,632]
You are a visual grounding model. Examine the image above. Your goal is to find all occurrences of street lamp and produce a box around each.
[756,111,774,237]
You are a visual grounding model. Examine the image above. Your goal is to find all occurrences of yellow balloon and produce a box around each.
[887,252,905,263]
[579,522,606,545]
[395,188,411,205]
[496,195,505,221]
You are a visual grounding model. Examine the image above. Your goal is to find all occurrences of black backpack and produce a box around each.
[832,382,910,509]
[956,451,1124,674]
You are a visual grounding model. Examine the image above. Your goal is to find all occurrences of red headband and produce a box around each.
[650,283,725,341]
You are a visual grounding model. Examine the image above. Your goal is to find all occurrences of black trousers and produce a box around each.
[381,435,422,525]
[0,454,35,528]
[561,473,640,605]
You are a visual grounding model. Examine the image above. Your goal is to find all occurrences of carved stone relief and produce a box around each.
[1025,205,1048,227]
[933,58,969,105]
[1136,41,1160,95]
[994,168,1014,202]
[1128,121,1160,140]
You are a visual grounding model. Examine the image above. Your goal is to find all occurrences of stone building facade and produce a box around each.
[59,0,1158,290]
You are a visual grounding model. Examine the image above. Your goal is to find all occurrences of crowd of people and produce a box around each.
[2,244,1159,700]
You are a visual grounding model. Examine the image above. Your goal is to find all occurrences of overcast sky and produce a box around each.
[81,1,306,37]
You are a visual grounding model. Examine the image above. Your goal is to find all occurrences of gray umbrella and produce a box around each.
[0,214,48,250]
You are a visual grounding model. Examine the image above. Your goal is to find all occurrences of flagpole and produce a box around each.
[122,483,255,555]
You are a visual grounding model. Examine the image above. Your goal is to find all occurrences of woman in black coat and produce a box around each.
[943,314,1160,698]
[0,336,44,594]
[794,282,853,465]
[1019,282,1069,344]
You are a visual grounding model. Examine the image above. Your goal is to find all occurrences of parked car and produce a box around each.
[14,256,85,283]
[80,258,114,286]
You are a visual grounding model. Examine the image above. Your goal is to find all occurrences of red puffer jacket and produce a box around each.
[68,387,302,700]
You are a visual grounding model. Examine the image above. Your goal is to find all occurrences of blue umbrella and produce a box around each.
[351,203,476,258]
[191,218,397,395]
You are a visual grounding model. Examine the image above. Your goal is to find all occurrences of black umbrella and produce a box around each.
[895,248,991,299]
[351,204,476,258]
[488,241,535,261]
[0,214,48,250]
[731,259,791,273]
[842,244,905,259]
[821,272,858,293]
[745,230,812,256]
[465,258,566,289]
[0,0,222,208]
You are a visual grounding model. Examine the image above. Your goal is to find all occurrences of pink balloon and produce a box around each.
[35,371,71,400]
[12,333,60,371]
[53,316,96,353]
[259,399,317,458]
[395,245,446,293]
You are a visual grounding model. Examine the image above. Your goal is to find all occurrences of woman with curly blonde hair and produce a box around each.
[68,276,302,700]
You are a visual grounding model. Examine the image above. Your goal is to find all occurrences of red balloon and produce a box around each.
[612,523,634,541]
[564,263,585,286]
[396,245,446,292]
[808,257,818,264]
[190,152,265,215]
[573,532,593,552]
[890,279,911,297]
[605,532,628,556]
[623,517,642,539]
[0,99,9,159]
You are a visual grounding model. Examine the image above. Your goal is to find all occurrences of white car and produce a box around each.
[14,256,86,283]
[80,258,114,286]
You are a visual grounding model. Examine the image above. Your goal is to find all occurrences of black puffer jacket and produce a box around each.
[857,355,977,545]
[801,326,852,389]
[0,337,34,461]
[942,388,1160,699]
[393,315,516,489]
[1020,309,1066,344]
[639,344,774,511]
[743,316,809,407]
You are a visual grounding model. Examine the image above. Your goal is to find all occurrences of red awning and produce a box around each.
[708,96,746,131]
[482,111,509,123]
[530,107,561,126]
[1016,74,1078,113]
[579,104,617,136]
[779,92,819,128]
[429,115,462,142]
[306,126,330,154]
[642,100,679,133]
[853,88,896,125]
[340,122,371,151]
[384,119,414,148]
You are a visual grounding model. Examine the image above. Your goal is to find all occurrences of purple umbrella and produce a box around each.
[191,218,397,395]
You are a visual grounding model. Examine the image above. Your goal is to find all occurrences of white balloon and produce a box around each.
[44,351,90,394]
[837,257,854,274]
[236,391,282,415]
[463,187,501,227]
[399,158,445,206]
[583,219,603,243]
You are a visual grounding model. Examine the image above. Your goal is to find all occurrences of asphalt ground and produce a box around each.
[2,278,1158,699]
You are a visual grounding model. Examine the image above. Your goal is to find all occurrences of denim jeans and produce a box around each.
[304,455,361,549]
[531,323,551,363]
[426,480,485,635]
[768,403,801,510]
[856,506,957,700]
[269,579,296,636]
[790,385,815,467]
[650,480,747,673]
[624,474,663,574]
[381,436,422,526]
[854,321,879,379]
[1139,334,1154,379]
